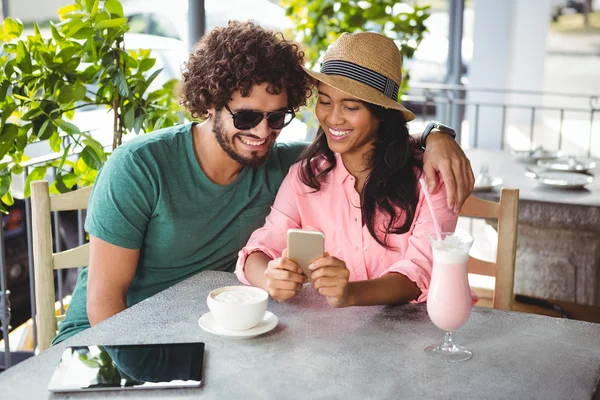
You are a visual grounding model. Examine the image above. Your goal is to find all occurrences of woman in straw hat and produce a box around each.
[236,32,467,307]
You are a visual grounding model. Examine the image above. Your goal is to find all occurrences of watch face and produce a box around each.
[433,122,455,136]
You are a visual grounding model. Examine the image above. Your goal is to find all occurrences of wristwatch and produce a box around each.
[421,121,457,149]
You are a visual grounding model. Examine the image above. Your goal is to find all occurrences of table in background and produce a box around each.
[1,271,599,399]
[467,149,600,307]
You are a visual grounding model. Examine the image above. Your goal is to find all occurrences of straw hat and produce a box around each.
[303,32,415,122]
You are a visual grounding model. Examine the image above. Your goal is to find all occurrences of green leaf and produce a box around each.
[85,0,95,13]
[123,107,134,131]
[12,165,23,175]
[58,83,86,103]
[133,114,144,134]
[114,69,131,97]
[91,0,100,17]
[24,166,47,198]
[137,68,162,97]
[72,27,96,40]
[16,124,30,150]
[50,23,64,42]
[33,22,42,37]
[57,143,73,171]
[154,115,166,131]
[58,4,82,17]
[3,17,24,40]
[21,107,44,121]
[82,137,106,161]
[65,20,86,38]
[2,191,14,206]
[49,131,62,152]
[105,0,124,17]
[0,80,9,100]
[95,18,128,30]
[38,119,51,139]
[0,173,11,196]
[138,58,156,72]
[57,120,80,135]
[62,172,78,188]
[81,146,103,170]
[0,123,18,158]
[81,64,101,81]
[55,46,80,62]
[16,40,32,73]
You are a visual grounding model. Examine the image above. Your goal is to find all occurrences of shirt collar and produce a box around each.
[333,153,353,185]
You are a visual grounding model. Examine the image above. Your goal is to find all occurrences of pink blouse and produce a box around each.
[236,154,459,303]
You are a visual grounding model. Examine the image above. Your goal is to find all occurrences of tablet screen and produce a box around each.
[48,342,204,393]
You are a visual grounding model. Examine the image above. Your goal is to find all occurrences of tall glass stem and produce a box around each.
[441,331,454,350]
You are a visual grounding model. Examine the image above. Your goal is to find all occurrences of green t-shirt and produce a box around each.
[53,122,306,344]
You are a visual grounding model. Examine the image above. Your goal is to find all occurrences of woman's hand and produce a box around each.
[309,253,352,308]
[264,249,306,301]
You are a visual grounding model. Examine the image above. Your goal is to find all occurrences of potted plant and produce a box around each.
[0,0,183,211]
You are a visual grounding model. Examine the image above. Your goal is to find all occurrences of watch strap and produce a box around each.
[421,121,457,149]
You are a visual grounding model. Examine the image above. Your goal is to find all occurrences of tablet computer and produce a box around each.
[48,342,204,393]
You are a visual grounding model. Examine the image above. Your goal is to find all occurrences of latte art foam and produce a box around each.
[213,290,263,304]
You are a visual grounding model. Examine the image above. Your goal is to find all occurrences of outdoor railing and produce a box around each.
[405,83,599,156]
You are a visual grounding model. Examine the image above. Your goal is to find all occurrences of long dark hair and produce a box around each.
[298,103,423,248]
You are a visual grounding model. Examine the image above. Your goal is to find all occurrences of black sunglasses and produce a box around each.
[223,104,295,130]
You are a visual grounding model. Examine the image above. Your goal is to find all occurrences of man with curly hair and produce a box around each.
[52,21,473,344]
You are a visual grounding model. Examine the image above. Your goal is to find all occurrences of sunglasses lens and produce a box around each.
[267,112,293,130]
[234,111,263,130]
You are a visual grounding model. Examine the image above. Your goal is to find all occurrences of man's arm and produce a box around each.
[413,129,474,212]
[87,236,140,326]
[83,147,155,326]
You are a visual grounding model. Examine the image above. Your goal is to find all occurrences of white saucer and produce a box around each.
[198,311,278,339]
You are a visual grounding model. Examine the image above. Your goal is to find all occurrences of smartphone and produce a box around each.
[287,229,325,278]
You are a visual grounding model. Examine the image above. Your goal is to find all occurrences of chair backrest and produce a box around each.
[459,188,519,311]
[30,180,92,351]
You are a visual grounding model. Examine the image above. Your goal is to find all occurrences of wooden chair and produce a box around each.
[460,188,519,311]
[31,180,92,351]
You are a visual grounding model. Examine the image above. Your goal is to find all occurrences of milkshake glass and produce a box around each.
[425,232,474,362]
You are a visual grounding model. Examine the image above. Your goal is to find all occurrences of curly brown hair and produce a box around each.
[181,21,313,119]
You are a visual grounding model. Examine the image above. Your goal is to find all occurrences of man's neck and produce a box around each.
[193,121,244,186]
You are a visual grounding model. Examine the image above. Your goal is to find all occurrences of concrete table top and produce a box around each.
[466,149,600,207]
[1,271,599,399]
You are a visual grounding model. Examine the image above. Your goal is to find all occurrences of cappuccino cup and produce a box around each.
[207,286,268,331]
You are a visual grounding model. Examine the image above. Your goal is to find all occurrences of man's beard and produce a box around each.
[213,110,274,168]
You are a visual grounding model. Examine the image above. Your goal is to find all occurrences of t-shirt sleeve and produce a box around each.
[84,147,156,250]
[275,141,308,174]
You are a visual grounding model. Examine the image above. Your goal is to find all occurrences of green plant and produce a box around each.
[0,0,183,212]
[281,0,431,93]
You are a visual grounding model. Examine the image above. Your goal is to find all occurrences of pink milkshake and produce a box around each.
[425,232,474,363]
[427,243,472,331]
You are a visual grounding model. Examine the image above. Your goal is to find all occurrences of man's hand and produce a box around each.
[309,253,351,308]
[423,131,474,212]
[264,249,306,302]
